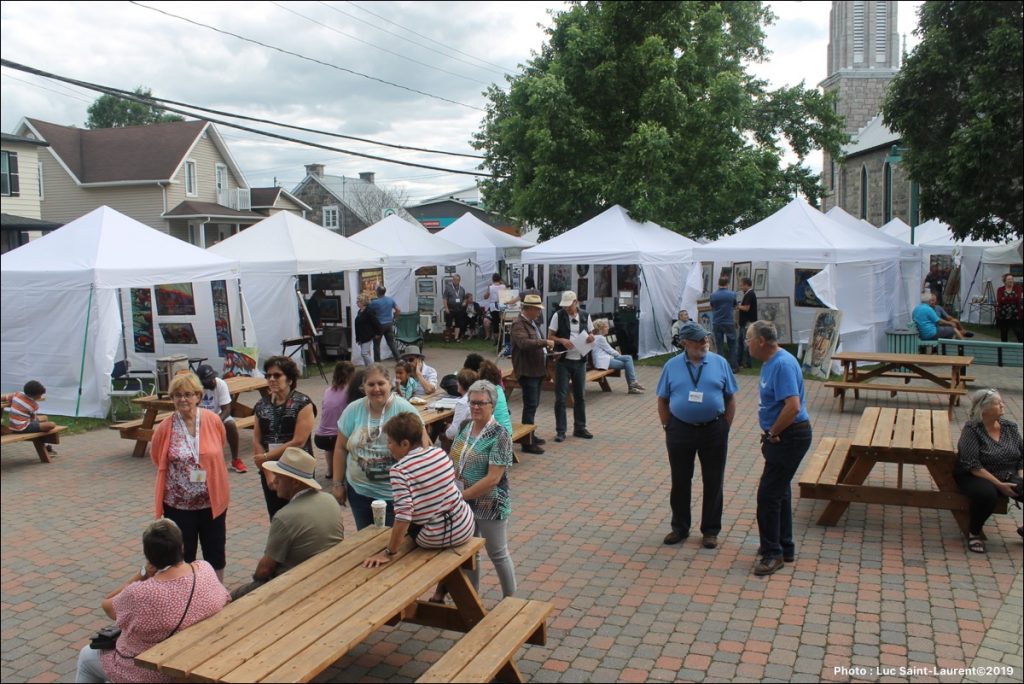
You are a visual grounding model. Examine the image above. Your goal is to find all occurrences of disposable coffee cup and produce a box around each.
[371,499,387,528]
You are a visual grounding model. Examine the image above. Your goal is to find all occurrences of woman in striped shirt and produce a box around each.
[363,412,475,567]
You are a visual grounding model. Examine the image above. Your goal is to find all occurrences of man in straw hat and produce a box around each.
[657,322,737,550]
[232,447,344,598]
[547,290,596,443]
[510,293,556,454]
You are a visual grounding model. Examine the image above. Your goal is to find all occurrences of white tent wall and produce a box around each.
[242,274,301,368]
[638,262,692,357]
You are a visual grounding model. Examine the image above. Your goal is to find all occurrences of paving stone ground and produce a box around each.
[2,347,1021,683]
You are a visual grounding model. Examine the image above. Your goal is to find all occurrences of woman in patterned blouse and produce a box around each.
[955,389,1024,553]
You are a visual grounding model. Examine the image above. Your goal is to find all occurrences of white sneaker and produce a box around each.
[628,385,644,394]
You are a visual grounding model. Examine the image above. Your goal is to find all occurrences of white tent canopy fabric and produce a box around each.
[1,206,241,418]
[520,205,698,358]
[694,197,905,353]
[436,213,533,301]
[209,212,387,366]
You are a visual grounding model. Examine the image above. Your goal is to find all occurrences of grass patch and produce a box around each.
[2,414,109,435]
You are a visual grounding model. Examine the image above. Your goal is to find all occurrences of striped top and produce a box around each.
[389,446,475,549]
[7,392,38,431]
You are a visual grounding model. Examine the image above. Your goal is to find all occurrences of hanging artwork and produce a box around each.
[758,297,792,344]
[359,268,384,299]
[210,280,232,358]
[576,264,590,277]
[701,262,714,297]
[311,271,345,291]
[577,278,589,301]
[617,265,638,293]
[794,269,826,308]
[418,296,435,315]
[753,268,768,295]
[159,323,198,345]
[549,264,571,293]
[415,265,438,276]
[131,288,155,353]
[804,309,842,379]
[733,262,752,289]
[155,283,196,316]
[595,265,613,298]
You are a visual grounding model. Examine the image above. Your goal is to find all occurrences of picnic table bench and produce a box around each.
[136,526,547,683]
[799,407,1005,536]
[502,364,619,407]
[510,422,537,463]
[929,338,1024,368]
[824,351,972,418]
[112,376,269,457]
[1,424,68,463]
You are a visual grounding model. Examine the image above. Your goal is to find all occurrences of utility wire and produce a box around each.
[343,0,518,74]
[127,1,484,112]
[318,1,508,78]
[1,73,95,104]
[0,59,493,178]
[269,1,489,85]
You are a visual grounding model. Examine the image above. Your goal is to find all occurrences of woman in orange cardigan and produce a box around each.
[151,372,230,581]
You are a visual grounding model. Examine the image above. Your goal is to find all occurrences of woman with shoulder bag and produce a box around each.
[75,518,229,683]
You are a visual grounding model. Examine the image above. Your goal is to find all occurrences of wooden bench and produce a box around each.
[0,425,67,463]
[503,367,620,406]
[418,597,552,684]
[109,411,174,443]
[823,381,966,417]
[933,338,1024,367]
[510,423,537,464]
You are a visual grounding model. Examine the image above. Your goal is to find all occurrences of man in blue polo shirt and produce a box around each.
[657,322,738,550]
[709,275,739,372]
[368,285,401,361]
[745,320,812,576]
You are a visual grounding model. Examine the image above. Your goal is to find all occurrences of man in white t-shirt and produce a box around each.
[197,365,246,473]
[547,290,595,443]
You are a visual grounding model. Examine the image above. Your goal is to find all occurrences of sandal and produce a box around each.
[967,535,986,554]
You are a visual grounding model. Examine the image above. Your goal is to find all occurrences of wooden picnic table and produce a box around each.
[136,526,489,683]
[415,394,455,428]
[824,351,973,417]
[798,406,993,536]
[114,376,270,458]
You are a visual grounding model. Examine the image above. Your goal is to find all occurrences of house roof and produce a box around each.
[418,185,480,205]
[842,113,900,157]
[163,201,263,221]
[293,173,417,224]
[1,132,48,147]
[249,187,311,211]
[1,213,62,231]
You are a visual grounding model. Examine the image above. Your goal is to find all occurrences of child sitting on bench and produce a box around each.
[3,380,59,453]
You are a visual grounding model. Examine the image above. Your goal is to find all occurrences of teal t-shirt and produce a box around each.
[339,396,422,500]
[494,389,513,436]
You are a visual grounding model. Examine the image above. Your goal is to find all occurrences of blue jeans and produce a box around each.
[713,323,737,368]
[518,375,542,426]
[756,422,812,559]
[347,482,395,531]
[737,322,752,367]
[607,355,637,384]
[554,358,587,435]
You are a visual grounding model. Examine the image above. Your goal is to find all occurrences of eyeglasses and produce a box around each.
[266,372,285,379]
[171,393,195,400]
[469,400,493,408]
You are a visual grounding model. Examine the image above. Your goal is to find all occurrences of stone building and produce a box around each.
[290,164,416,237]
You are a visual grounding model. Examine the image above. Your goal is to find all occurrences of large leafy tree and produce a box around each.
[85,87,184,129]
[883,1,1022,241]
[473,1,846,239]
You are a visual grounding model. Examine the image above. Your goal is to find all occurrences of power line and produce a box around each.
[317,1,508,78]
[127,1,485,112]
[0,59,493,178]
[343,1,518,74]
[269,1,490,86]
[1,73,95,104]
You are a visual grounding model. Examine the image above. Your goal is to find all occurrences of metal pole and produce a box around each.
[74,285,95,417]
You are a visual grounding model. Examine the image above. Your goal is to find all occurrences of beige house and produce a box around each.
[1,132,60,253]
[15,118,266,246]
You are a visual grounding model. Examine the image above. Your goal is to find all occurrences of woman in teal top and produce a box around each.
[332,363,427,529]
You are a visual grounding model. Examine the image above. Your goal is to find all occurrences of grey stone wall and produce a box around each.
[833,146,913,226]
[292,181,368,237]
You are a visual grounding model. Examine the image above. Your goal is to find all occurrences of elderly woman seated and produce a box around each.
[75,518,230,683]
[955,389,1024,553]
[592,319,645,394]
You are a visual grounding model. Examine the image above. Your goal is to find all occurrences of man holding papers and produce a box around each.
[547,291,596,443]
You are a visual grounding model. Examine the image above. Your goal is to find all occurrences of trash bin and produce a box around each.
[156,354,189,395]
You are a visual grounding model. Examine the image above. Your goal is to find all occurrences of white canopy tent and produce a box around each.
[694,197,904,353]
[208,211,387,366]
[436,213,533,301]
[1,206,241,418]
[520,205,698,358]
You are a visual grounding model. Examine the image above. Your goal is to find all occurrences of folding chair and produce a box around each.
[109,360,156,421]
[394,312,424,355]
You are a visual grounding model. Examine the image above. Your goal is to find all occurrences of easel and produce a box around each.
[282,290,328,383]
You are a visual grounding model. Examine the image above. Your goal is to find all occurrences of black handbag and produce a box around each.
[89,563,196,653]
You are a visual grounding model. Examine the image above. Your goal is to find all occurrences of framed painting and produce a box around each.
[155,283,196,316]
[311,271,345,291]
[549,264,571,293]
[595,265,613,298]
[441,276,454,295]
[416,278,436,295]
[417,296,435,315]
[158,322,198,345]
[804,309,842,379]
[701,262,714,297]
[617,264,638,293]
[317,295,342,322]
[758,297,792,344]
[359,268,383,298]
[733,261,752,289]
[794,268,826,308]
[753,268,768,295]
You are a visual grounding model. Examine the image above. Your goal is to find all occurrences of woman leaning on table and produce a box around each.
[955,389,1024,553]
[75,519,229,683]
[253,355,316,520]
[150,372,230,581]
[332,363,429,530]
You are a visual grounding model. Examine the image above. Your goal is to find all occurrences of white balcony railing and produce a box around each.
[217,188,251,211]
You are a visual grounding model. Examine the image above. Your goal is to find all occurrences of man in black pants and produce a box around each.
[656,322,738,550]
[547,291,595,443]
[510,294,555,454]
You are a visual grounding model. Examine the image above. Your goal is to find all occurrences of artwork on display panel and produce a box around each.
[360,268,384,299]
[131,287,155,354]
[311,271,345,291]
[595,265,613,298]
[416,278,436,296]
[155,283,196,316]
[617,265,639,293]
[417,296,435,315]
[549,264,572,293]
[158,323,198,345]
[577,278,588,301]
[794,268,827,308]
[211,280,232,357]
[316,296,342,322]
[701,262,714,297]
[804,309,843,380]
[753,268,768,295]
[757,297,792,344]
[733,262,751,289]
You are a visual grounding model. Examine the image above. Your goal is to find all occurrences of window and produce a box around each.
[38,160,44,199]
[883,162,893,224]
[215,164,227,192]
[875,2,889,63]
[860,165,869,220]
[830,160,836,190]
[184,160,197,196]
[852,1,865,64]
[1,150,20,197]
[323,206,339,229]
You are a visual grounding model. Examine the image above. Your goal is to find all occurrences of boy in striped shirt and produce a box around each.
[3,381,58,453]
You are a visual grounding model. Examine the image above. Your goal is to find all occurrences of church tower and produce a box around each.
[821,1,901,212]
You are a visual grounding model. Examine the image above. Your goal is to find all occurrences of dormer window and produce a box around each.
[323,206,339,229]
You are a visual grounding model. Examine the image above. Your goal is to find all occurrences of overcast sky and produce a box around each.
[1,1,921,204]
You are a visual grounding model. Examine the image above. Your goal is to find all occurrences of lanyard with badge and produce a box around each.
[175,411,206,484]
[456,416,494,491]
[366,393,394,443]
[686,360,704,404]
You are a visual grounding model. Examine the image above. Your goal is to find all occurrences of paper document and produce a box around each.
[570,330,594,356]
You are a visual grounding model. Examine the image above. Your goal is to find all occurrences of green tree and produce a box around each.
[473,1,846,239]
[85,87,184,129]
[883,1,1022,241]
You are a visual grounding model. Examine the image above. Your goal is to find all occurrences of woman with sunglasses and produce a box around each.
[333,363,428,529]
[253,356,315,520]
[150,372,230,581]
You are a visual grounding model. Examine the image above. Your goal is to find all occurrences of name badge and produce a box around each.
[688,391,704,403]
[190,469,207,483]
[454,298,461,304]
